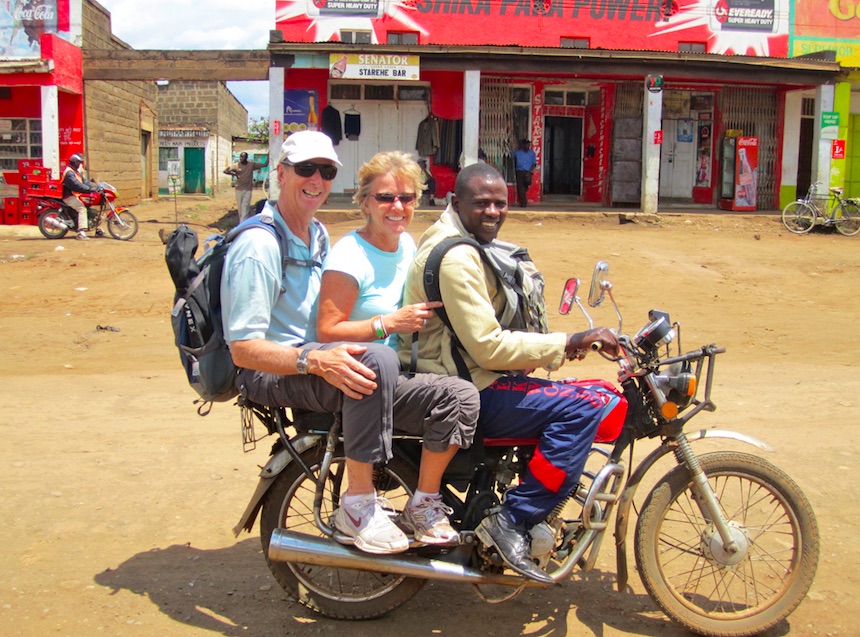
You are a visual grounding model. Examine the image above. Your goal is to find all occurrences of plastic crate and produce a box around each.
[17,159,43,171]
[4,198,19,225]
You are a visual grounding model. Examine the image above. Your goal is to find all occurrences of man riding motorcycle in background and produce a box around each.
[62,153,101,241]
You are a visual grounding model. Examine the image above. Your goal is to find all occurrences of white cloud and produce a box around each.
[97,0,274,119]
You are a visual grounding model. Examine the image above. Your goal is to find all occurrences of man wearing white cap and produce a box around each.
[220,131,478,555]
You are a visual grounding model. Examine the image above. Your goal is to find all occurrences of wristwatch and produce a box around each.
[296,348,310,375]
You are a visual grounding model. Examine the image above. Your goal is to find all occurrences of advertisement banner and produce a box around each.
[0,0,69,58]
[284,89,319,134]
[328,53,419,81]
[275,0,789,56]
[790,0,860,65]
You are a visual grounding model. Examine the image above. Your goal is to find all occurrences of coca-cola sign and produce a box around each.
[13,3,56,22]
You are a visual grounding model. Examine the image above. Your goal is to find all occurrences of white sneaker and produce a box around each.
[401,495,459,545]
[334,496,409,554]
[76,231,89,241]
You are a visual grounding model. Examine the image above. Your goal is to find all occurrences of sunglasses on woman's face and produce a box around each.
[287,161,338,181]
[371,193,416,205]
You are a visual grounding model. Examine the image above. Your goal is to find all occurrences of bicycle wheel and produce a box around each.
[781,201,816,234]
[834,201,860,236]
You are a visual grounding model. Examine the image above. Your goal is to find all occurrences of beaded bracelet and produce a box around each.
[372,315,388,340]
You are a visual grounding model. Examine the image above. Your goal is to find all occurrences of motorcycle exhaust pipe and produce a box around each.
[268,529,547,588]
[45,216,71,230]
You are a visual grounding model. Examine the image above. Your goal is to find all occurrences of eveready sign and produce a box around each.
[713,0,776,32]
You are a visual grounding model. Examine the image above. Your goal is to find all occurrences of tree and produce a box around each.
[248,116,269,143]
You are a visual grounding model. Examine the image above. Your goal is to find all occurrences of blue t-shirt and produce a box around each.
[221,203,328,347]
[322,229,416,348]
[514,148,536,171]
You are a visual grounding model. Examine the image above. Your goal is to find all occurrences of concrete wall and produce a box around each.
[157,81,248,193]
[82,0,159,205]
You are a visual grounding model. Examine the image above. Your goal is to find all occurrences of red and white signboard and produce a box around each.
[654,130,663,145]
[832,139,846,160]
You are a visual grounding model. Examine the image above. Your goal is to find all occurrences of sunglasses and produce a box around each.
[371,193,416,205]
[286,161,338,181]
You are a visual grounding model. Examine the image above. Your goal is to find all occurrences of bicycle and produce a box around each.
[781,182,860,236]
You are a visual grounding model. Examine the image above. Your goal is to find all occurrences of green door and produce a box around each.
[183,147,205,194]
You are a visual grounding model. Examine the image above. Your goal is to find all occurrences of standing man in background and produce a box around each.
[513,139,536,208]
[224,152,269,221]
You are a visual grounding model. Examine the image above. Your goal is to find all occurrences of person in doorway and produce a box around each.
[61,153,100,241]
[221,132,478,555]
[224,151,269,221]
[400,162,619,583]
[417,158,436,207]
[316,150,477,545]
[513,139,537,207]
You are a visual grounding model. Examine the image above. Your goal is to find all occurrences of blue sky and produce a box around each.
[96,0,274,123]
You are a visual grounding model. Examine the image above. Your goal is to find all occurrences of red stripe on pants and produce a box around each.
[528,446,567,493]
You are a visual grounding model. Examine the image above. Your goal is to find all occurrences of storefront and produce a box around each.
[157,128,211,195]
[268,0,843,211]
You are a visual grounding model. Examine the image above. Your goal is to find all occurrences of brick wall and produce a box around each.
[158,81,249,192]
[82,0,159,205]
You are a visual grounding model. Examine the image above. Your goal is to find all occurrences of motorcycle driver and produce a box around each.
[62,153,101,241]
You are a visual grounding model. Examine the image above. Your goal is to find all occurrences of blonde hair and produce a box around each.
[352,151,426,205]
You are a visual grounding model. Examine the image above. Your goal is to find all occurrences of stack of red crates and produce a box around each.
[2,159,60,225]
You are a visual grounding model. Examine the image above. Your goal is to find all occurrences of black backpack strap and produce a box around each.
[418,236,484,382]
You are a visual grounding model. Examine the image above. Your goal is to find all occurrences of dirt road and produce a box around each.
[1,192,856,637]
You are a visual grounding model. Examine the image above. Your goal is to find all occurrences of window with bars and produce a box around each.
[387,31,419,45]
[0,118,41,171]
[340,30,372,44]
[678,42,707,53]
[560,37,589,49]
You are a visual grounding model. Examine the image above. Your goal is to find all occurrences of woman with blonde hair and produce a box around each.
[317,150,477,547]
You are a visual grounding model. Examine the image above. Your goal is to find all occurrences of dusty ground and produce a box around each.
[1,191,857,637]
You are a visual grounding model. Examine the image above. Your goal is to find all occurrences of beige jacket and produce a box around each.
[398,208,566,391]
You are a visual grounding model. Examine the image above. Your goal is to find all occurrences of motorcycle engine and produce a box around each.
[528,522,556,565]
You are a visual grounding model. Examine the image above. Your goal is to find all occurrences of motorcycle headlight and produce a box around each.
[655,362,697,418]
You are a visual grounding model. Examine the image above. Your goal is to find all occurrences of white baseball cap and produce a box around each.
[278,131,342,166]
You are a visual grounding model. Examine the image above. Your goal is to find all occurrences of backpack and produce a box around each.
[417,235,549,380]
[165,212,327,408]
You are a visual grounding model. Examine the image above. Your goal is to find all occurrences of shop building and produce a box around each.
[156,80,250,196]
[266,0,847,211]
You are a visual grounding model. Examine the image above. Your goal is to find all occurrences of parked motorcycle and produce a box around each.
[233,261,819,636]
[35,182,138,240]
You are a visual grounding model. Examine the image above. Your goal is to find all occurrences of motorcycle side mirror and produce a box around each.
[559,278,579,315]
[588,261,610,308]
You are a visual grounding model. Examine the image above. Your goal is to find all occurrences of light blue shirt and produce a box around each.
[221,202,328,347]
[322,229,416,348]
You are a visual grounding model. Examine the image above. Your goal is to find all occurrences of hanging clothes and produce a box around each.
[345,111,361,141]
[416,115,440,157]
[434,118,463,168]
[320,104,342,145]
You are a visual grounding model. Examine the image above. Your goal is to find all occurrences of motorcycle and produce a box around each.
[35,182,138,241]
[232,261,819,636]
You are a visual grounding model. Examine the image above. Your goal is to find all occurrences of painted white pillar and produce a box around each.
[462,70,480,168]
[40,86,60,177]
[813,84,835,189]
[641,77,663,214]
[268,66,285,200]
[781,90,803,201]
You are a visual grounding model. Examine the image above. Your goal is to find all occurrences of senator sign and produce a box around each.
[329,54,420,81]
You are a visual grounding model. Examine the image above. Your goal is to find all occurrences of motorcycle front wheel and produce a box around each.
[259,444,425,619]
[37,208,71,239]
[107,209,139,240]
[634,452,819,637]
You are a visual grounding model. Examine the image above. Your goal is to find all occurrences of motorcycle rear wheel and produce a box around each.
[37,208,71,239]
[107,209,139,240]
[259,444,425,619]
[634,451,819,637]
